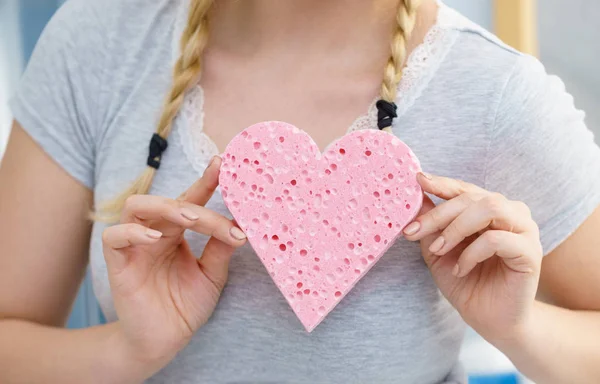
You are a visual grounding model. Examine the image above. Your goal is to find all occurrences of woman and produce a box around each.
[1,0,599,382]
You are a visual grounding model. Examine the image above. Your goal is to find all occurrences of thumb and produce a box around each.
[198,236,236,292]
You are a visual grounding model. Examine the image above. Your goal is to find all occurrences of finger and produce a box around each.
[102,223,163,250]
[430,195,535,256]
[187,210,247,247]
[198,237,236,292]
[121,195,247,246]
[453,230,541,278]
[403,191,485,241]
[121,195,201,229]
[178,156,221,206]
[418,172,485,201]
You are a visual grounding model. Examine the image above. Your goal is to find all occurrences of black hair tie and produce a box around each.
[376,100,398,130]
[147,133,169,169]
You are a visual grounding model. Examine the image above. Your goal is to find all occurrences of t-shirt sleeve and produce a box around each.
[484,54,600,255]
[8,0,108,189]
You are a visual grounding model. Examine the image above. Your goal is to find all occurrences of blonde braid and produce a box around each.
[95,0,214,222]
[379,0,421,133]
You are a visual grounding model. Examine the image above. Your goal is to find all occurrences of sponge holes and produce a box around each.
[239,158,276,184]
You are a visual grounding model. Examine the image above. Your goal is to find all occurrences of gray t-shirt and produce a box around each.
[10,0,600,383]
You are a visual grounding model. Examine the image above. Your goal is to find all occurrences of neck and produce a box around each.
[209,0,436,57]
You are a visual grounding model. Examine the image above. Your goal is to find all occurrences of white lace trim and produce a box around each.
[394,4,461,119]
[175,1,466,175]
[178,86,220,172]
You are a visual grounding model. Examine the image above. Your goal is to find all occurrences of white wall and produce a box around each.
[445,0,493,30]
[538,0,600,138]
[0,0,23,156]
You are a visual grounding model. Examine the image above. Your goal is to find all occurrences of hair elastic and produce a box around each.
[376,100,398,130]
[147,133,169,169]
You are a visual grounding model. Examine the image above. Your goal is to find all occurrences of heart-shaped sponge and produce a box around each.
[219,122,422,332]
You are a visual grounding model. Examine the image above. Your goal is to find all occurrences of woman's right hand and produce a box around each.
[101,156,246,379]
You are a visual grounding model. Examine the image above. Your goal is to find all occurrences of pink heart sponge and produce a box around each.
[219,121,423,332]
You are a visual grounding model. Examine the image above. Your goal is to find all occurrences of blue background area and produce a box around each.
[470,375,519,384]
[20,0,61,63]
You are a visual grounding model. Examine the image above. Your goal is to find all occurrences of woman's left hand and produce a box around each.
[403,173,543,345]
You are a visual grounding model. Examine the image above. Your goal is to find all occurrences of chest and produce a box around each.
[200,52,383,152]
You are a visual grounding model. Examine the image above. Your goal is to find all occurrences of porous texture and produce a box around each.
[220,122,423,331]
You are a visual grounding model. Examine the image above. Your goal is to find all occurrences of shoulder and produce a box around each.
[13,0,187,166]
[54,0,184,44]
[435,4,524,91]
[43,0,185,70]
[37,0,187,120]
[55,0,183,25]
[434,4,559,120]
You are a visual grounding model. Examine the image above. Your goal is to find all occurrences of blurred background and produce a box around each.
[1,1,598,383]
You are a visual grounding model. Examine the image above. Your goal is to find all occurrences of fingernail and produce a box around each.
[230,227,247,240]
[181,208,200,221]
[420,172,433,180]
[404,221,421,235]
[146,229,163,239]
[452,264,460,277]
[429,236,445,254]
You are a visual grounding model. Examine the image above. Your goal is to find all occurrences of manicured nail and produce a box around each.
[181,208,200,221]
[146,229,163,239]
[404,221,421,235]
[230,227,247,240]
[429,236,445,254]
[452,264,460,277]
[420,172,433,180]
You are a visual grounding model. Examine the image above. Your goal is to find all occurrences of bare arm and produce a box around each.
[499,207,600,383]
[0,123,142,384]
[0,123,246,383]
